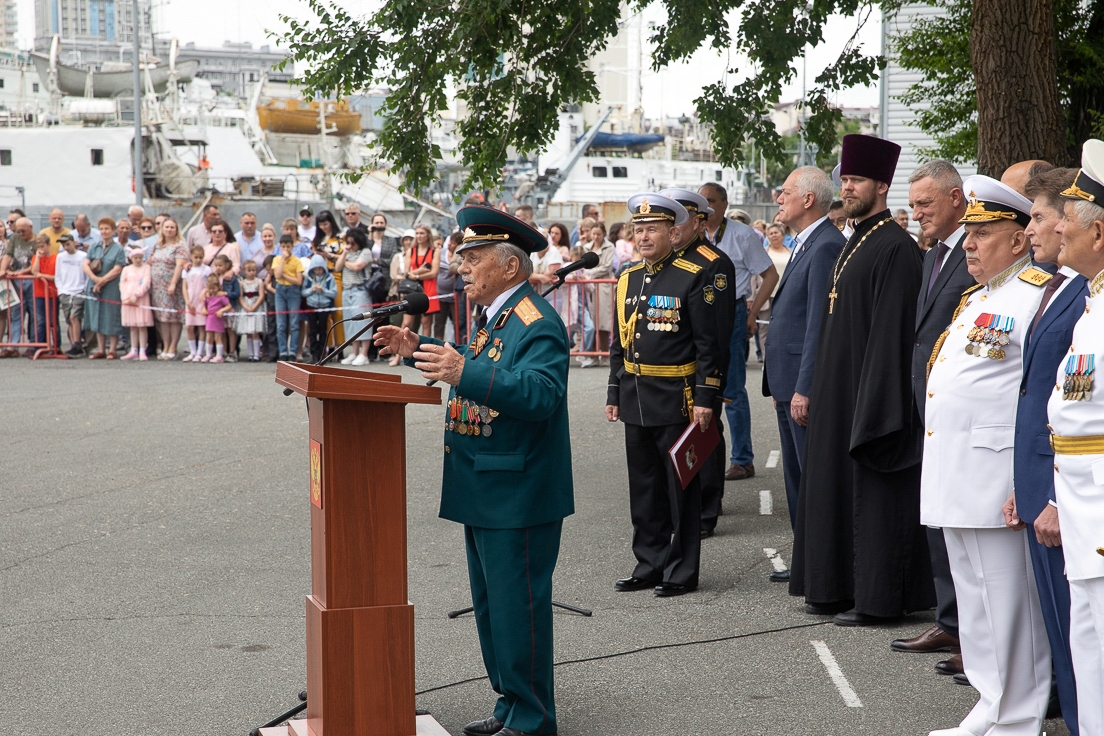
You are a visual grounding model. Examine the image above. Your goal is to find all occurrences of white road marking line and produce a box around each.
[759,490,773,515]
[762,547,787,572]
[766,450,780,468]
[810,640,863,708]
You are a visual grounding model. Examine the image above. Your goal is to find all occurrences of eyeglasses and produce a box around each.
[141,225,154,231]
[344,211,357,216]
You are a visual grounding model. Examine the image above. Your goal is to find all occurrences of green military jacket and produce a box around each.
[412,282,575,529]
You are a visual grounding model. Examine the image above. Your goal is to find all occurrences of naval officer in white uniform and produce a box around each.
[1049,139,1104,736]
[923,176,1053,736]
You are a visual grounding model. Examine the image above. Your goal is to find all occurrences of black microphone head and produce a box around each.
[580,251,600,268]
[404,291,431,315]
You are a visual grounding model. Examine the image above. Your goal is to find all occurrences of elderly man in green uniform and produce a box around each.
[607,193,725,596]
[375,207,573,736]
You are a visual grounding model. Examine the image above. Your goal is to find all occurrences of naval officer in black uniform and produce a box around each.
[606,193,726,597]
[659,188,737,538]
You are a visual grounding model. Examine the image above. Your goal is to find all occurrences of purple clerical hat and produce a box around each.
[839,134,902,186]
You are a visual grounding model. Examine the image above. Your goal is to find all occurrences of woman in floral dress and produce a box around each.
[148,218,188,359]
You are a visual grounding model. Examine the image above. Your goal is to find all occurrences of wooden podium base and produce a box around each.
[259,714,450,736]
[306,595,416,736]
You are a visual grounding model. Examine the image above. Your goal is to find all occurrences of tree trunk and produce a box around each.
[971,0,1065,176]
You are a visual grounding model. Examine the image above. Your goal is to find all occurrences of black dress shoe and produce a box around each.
[463,716,504,736]
[769,568,791,583]
[614,575,660,592]
[804,600,854,616]
[935,653,963,676]
[953,672,972,687]
[654,582,697,597]
[833,610,901,627]
[700,528,714,539]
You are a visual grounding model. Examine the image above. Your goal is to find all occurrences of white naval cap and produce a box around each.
[658,188,713,218]
[626,193,690,226]
[1063,139,1104,204]
[831,163,841,187]
[960,174,1033,227]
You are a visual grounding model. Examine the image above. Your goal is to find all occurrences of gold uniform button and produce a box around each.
[927,430,934,436]
[928,391,934,398]
[939,355,946,362]
[445,445,451,454]
[635,333,641,339]
[1054,464,1059,472]
[957,324,964,330]
[980,295,987,301]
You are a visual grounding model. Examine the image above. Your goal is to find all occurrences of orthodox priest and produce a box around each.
[789,134,936,625]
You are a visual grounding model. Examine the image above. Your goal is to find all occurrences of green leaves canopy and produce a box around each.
[279,0,883,193]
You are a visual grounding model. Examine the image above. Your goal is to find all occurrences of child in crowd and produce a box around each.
[29,234,59,349]
[119,248,153,361]
[262,254,278,361]
[200,273,231,363]
[273,235,303,361]
[182,245,211,362]
[54,234,88,356]
[235,259,267,362]
[564,245,592,355]
[211,254,240,362]
[300,254,336,363]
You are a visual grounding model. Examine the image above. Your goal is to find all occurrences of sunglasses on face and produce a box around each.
[141,225,154,230]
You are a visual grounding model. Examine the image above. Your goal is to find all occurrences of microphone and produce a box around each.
[347,291,431,321]
[553,250,599,279]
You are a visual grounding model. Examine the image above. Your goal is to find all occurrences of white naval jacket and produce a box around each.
[921,257,1048,528]
[1048,271,1104,581]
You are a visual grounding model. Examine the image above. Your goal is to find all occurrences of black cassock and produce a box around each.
[789,211,936,617]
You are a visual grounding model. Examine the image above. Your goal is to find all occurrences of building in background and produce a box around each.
[880,3,976,210]
[33,0,153,61]
[1,0,17,48]
[175,41,290,98]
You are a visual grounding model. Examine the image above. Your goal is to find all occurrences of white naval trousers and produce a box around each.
[1070,576,1104,736]
[943,527,1051,736]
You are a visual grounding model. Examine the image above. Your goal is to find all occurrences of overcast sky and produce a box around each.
[15,0,882,113]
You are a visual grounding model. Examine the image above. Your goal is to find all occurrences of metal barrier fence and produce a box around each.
[453,278,618,359]
[0,275,66,360]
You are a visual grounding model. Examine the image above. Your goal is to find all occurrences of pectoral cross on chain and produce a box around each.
[828,289,837,314]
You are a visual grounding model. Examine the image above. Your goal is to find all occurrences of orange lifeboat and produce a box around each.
[256,98,362,136]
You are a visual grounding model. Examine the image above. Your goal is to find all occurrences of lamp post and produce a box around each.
[132,0,143,207]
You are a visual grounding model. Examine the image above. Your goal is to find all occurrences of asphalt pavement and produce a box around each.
[0,355,1070,735]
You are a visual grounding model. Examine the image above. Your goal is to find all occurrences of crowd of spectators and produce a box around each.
[0,197,826,366]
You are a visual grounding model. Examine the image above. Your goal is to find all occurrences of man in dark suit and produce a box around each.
[763,166,845,582]
[1005,166,1085,735]
[891,160,974,670]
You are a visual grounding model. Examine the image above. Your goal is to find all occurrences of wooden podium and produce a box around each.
[273,362,443,736]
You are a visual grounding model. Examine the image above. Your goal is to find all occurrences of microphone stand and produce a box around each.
[282,315,390,396]
[446,273,592,619]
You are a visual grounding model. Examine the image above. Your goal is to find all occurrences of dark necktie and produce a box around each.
[1029,272,1067,338]
[926,242,950,298]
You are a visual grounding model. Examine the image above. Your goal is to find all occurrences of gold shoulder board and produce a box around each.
[673,258,702,274]
[513,296,543,326]
[696,245,720,262]
[1018,267,1053,286]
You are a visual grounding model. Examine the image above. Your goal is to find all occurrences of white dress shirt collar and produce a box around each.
[487,281,527,322]
[942,225,966,250]
[794,215,829,247]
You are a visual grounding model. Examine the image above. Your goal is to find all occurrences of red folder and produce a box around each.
[668,420,721,489]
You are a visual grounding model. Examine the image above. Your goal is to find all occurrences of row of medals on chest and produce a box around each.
[640,295,682,332]
[1063,353,1095,401]
[447,396,499,437]
[965,311,1012,360]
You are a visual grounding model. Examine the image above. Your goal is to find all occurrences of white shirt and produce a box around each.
[933,225,967,274]
[531,246,563,275]
[790,215,829,262]
[1048,269,1104,580]
[54,249,89,295]
[921,257,1048,528]
[486,282,527,324]
[236,230,264,262]
[298,224,316,244]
